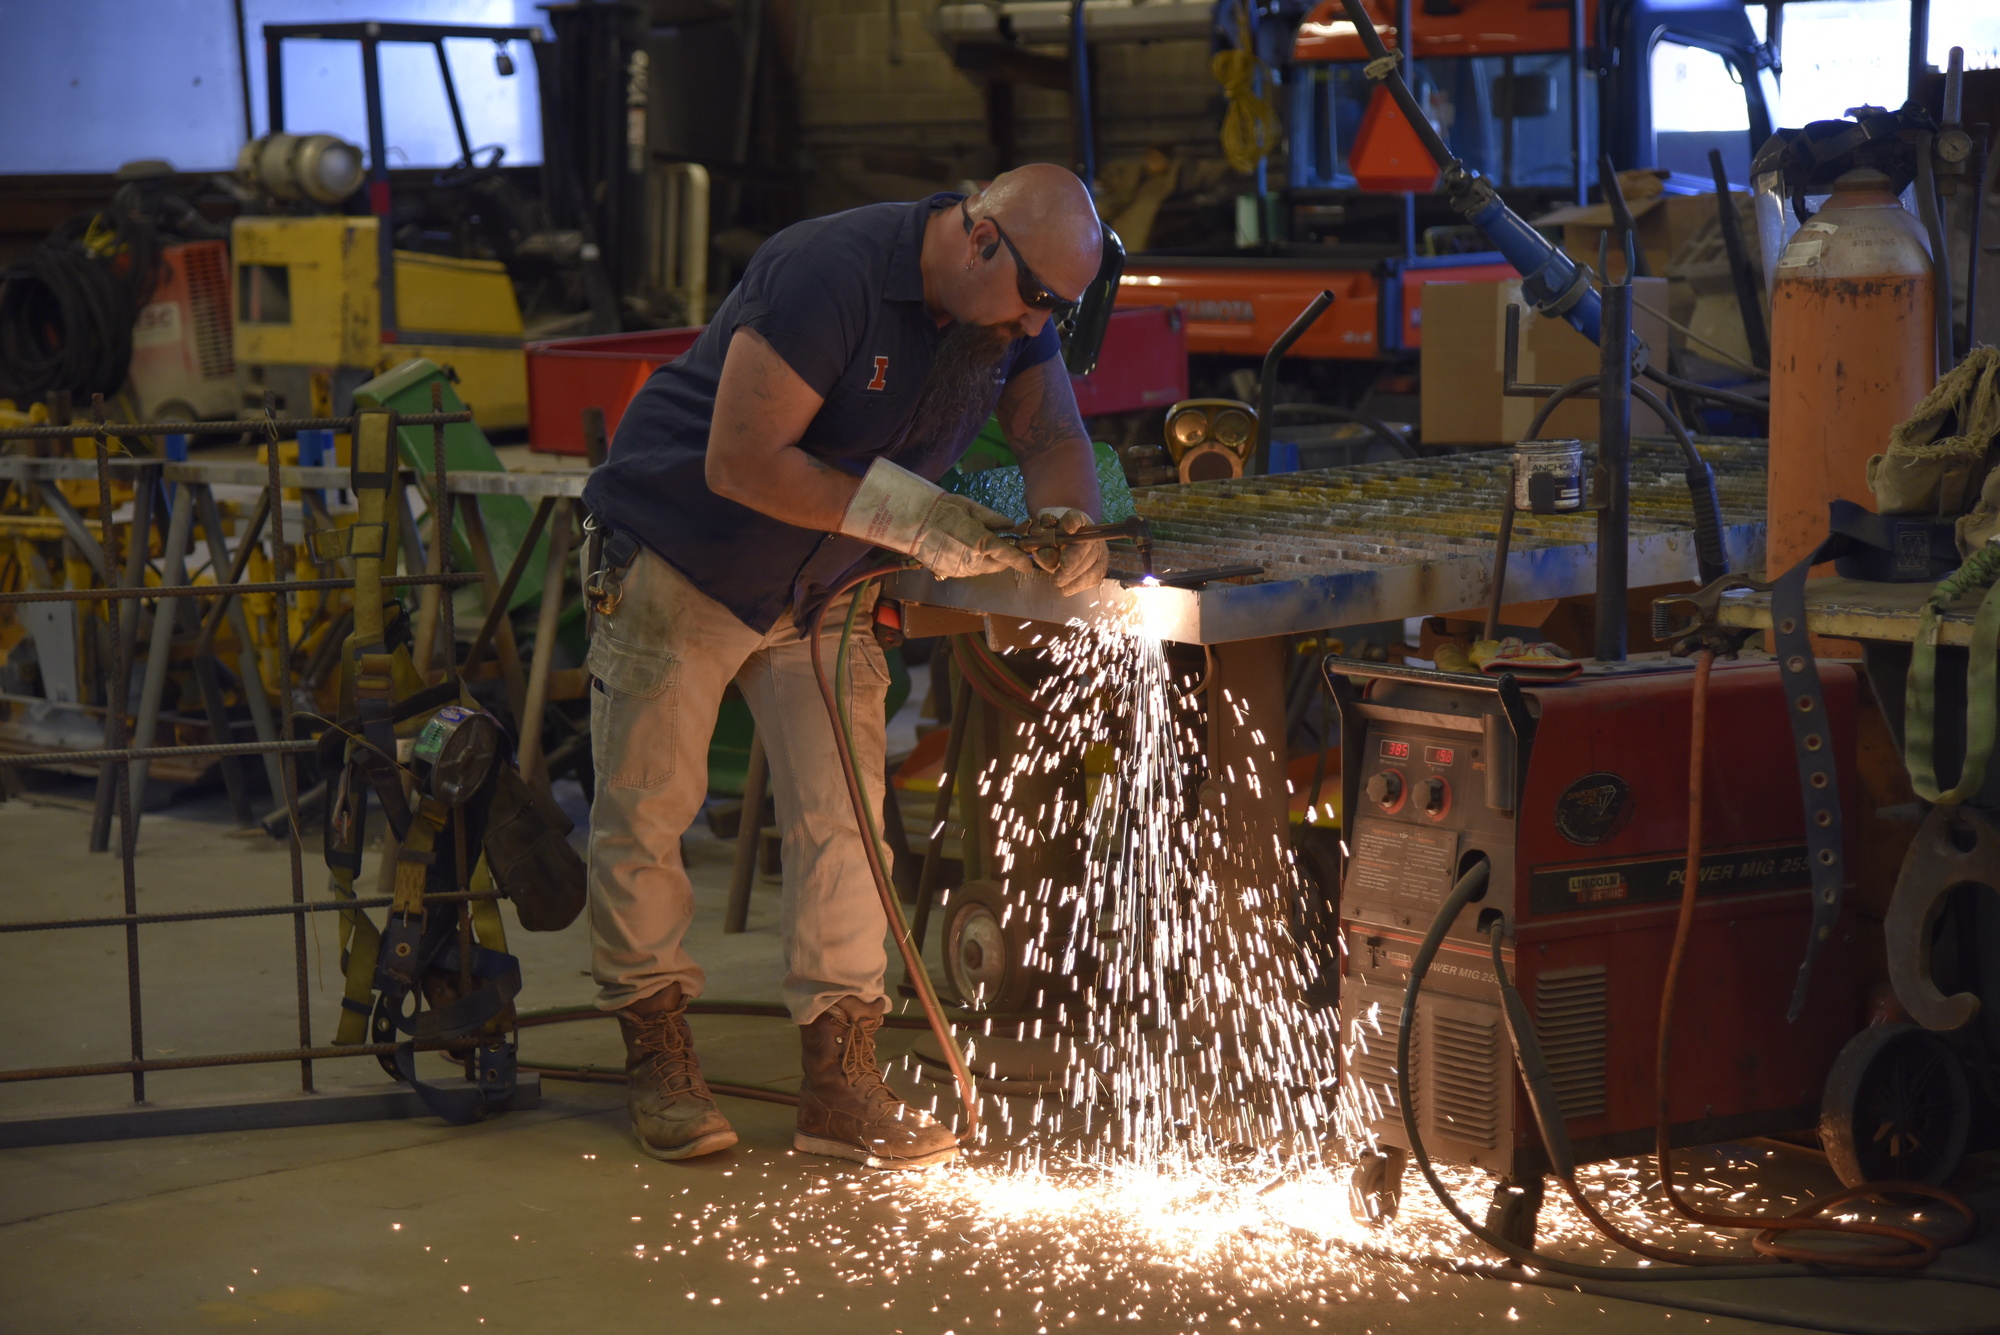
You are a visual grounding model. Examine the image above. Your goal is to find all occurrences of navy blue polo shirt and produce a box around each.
[583,193,1059,632]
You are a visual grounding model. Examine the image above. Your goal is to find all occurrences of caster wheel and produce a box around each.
[1819,1023,1972,1188]
[1484,1174,1544,1250]
[1348,1145,1408,1225]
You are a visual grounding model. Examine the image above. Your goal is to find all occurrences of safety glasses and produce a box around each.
[962,200,1077,314]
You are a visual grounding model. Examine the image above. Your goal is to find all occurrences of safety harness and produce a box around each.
[313,409,584,1124]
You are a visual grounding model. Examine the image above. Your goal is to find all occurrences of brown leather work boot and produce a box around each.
[615,983,737,1161]
[795,997,958,1169]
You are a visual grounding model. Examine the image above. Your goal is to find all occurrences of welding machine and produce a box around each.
[1323,654,1867,1242]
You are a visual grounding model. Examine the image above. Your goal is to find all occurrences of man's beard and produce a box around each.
[895,319,1023,461]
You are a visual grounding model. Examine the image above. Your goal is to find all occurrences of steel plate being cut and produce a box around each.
[890,438,1768,644]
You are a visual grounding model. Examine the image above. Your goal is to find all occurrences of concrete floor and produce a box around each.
[2,770,1997,1333]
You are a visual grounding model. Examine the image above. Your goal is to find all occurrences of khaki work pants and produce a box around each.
[584,547,890,1022]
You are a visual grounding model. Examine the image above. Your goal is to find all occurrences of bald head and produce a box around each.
[967,164,1104,303]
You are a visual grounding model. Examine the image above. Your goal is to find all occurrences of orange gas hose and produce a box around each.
[1656,649,1974,1268]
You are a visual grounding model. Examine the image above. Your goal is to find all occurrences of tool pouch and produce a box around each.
[1867,345,2000,556]
[482,765,587,932]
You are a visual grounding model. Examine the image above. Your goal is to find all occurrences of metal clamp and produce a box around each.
[582,517,640,618]
[1650,573,1767,659]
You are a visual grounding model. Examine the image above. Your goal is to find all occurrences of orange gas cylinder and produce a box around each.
[1766,168,1935,576]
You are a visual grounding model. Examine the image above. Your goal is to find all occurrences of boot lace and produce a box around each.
[840,1013,898,1110]
[630,1009,711,1097]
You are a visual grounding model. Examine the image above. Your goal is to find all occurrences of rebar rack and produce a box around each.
[0,396,552,1142]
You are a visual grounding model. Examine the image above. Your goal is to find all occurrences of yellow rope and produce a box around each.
[1212,9,1280,175]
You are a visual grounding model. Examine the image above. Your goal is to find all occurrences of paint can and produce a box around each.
[1511,438,1585,513]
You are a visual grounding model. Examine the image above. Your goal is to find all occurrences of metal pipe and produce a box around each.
[1917,134,1954,376]
[361,31,397,337]
[0,1039,484,1084]
[0,740,316,768]
[89,400,145,1101]
[90,458,155,854]
[1254,290,1336,475]
[127,486,196,802]
[191,485,284,801]
[1597,272,1633,662]
[1708,148,1769,370]
[1569,0,1586,206]
[0,890,500,934]
[1399,0,1416,259]
[460,495,554,685]
[0,572,479,606]
[263,400,313,1092]
[0,412,468,440]
[1967,127,1989,350]
[1907,0,1931,106]
[1071,0,1096,185]
[433,39,473,165]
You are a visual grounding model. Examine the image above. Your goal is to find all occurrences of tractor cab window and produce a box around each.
[1293,54,1593,192]
[1650,39,1754,182]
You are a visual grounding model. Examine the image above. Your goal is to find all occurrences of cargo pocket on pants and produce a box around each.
[587,628,680,790]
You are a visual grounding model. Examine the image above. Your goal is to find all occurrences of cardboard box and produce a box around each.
[1420,276,1670,446]
[1535,178,1719,281]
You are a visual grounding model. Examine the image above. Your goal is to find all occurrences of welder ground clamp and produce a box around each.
[1650,572,1767,660]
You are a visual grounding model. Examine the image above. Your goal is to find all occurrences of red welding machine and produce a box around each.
[1325,656,1863,1241]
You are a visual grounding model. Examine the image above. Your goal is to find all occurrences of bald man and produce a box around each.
[579,167,1110,1169]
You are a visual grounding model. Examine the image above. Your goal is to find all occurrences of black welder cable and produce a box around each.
[1393,858,1876,1283]
[1639,364,1769,417]
[0,245,132,400]
[808,563,983,1138]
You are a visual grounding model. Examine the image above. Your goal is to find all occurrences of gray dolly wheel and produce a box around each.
[1819,1022,1972,1188]
[941,880,1033,1011]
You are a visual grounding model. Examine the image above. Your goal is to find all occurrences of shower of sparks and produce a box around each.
[957,617,1344,1168]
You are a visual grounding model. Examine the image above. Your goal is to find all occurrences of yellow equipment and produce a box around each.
[232,215,528,431]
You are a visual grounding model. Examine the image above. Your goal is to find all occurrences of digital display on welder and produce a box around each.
[1379,739,1411,760]
[1426,745,1455,766]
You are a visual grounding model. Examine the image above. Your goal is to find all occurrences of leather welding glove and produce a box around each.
[840,457,1037,581]
[1032,506,1110,597]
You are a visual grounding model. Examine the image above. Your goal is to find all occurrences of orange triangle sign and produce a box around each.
[1350,84,1442,193]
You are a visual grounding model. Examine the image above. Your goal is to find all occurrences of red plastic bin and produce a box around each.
[526,307,1187,456]
[526,327,704,456]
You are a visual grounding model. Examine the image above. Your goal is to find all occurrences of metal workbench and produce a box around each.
[894,437,1769,644]
[1717,576,1975,647]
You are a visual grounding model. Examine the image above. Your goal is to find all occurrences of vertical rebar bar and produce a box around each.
[433,382,455,669]
[91,397,145,1102]
[264,398,314,1091]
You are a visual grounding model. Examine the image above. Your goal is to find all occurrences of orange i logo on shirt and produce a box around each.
[867,356,889,391]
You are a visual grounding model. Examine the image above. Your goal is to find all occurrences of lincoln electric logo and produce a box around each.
[1567,871,1628,903]
[867,356,889,391]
